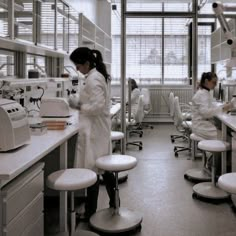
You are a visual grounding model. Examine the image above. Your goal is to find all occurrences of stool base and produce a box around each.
[184,168,211,182]
[118,171,129,183]
[48,232,69,236]
[72,229,99,236]
[89,207,142,234]
[193,182,229,200]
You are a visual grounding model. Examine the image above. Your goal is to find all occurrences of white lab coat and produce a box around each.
[130,88,141,117]
[191,88,223,139]
[131,88,141,105]
[74,68,111,173]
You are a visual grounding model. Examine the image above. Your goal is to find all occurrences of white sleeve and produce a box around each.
[80,77,106,115]
[194,95,222,118]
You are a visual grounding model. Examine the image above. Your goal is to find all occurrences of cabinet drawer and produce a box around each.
[22,214,44,236]
[3,193,44,236]
[1,163,44,225]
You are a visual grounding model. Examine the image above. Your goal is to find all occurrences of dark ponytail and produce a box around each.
[91,49,110,83]
[70,47,110,83]
[199,72,217,88]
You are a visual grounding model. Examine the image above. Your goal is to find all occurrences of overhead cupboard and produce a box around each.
[79,13,112,73]
[211,18,236,65]
[0,0,111,78]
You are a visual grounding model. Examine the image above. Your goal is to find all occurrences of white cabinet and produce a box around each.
[211,19,236,64]
[0,163,44,236]
[79,13,112,73]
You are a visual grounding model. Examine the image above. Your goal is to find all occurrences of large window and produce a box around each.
[164,18,188,84]
[111,1,215,85]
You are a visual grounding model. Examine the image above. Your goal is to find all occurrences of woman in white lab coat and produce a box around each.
[127,78,141,117]
[69,47,115,219]
[192,72,232,139]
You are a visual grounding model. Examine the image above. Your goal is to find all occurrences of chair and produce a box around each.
[140,88,154,129]
[89,154,142,234]
[126,94,144,150]
[46,168,99,236]
[173,96,192,157]
[192,140,230,201]
[169,92,189,143]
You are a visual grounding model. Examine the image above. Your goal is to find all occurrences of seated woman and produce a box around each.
[192,72,233,172]
[192,72,232,140]
[127,78,141,118]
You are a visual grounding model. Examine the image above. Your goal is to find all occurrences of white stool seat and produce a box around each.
[190,133,205,142]
[111,131,124,141]
[218,173,236,195]
[47,168,97,191]
[198,140,230,152]
[96,154,137,172]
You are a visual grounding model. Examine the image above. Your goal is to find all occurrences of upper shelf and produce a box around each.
[0,37,67,58]
[211,18,236,64]
[79,13,111,66]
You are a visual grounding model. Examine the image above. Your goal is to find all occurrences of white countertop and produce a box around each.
[216,113,236,132]
[0,114,79,183]
[0,104,120,184]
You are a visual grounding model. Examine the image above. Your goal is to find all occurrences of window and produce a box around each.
[111,5,191,84]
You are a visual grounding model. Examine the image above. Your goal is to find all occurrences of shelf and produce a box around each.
[0,37,66,58]
[78,13,111,73]
[211,18,236,64]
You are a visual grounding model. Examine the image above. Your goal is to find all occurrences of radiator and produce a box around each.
[143,86,193,121]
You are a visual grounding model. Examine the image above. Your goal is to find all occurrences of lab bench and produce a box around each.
[216,113,236,174]
[0,114,79,236]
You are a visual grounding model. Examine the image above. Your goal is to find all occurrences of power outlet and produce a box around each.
[26,86,31,92]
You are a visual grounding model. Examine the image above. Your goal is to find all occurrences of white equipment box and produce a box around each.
[40,98,70,118]
[0,99,30,151]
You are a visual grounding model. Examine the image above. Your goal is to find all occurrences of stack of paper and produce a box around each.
[43,120,67,130]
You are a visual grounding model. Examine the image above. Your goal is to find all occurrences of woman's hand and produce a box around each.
[68,94,80,110]
[222,102,233,112]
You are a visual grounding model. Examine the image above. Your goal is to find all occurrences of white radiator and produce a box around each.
[143,86,193,122]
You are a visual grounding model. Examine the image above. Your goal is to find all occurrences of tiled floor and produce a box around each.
[47,124,236,236]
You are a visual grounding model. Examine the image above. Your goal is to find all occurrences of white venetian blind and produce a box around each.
[111,2,190,84]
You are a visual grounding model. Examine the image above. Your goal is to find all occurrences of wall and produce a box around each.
[66,0,97,23]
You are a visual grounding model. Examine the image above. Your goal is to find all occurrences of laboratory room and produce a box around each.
[2,0,236,236]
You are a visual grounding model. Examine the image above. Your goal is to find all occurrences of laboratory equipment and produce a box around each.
[40,97,70,118]
[0,99,30,151]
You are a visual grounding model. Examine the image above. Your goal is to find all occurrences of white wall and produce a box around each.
[66,0,111,35]
[66,0,97,23]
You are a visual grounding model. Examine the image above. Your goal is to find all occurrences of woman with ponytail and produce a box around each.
[192,72,232,139]
[69,47,115,220]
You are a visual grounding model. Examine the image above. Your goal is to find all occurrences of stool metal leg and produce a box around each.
[114,172,119,214]
[89,171,142,234]
[70,192,99,236]
[192,153,229,200]
[184,150,211,182]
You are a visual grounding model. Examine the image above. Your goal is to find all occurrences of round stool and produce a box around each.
[192,140,230,201]
[218,173,236,211]
[184,133,211,182]
[111,131,128,183]
[47,168,99,236]
[218,173,236,194]
[90,154,142,234]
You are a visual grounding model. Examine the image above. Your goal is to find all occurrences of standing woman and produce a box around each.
[69,47,115,219]
[192,72,232,139]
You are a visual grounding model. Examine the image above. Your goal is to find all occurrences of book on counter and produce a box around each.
[42,120,67,130]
